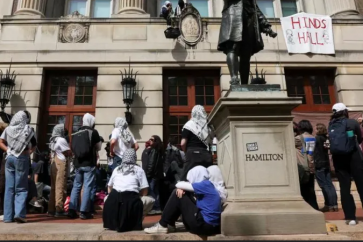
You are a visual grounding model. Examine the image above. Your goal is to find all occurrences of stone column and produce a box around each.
[324,0,359,16]
[14,0,47,17]
[118,0,147,15]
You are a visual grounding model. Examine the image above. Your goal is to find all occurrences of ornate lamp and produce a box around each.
[120,62,137,124]
[0,66,16,112]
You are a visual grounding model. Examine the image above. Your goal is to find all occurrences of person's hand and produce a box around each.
[110,151,115,158]
[357,117,363,124]
[176,188,185,198]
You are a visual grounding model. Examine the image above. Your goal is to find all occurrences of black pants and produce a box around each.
[333,151,363,220]
[180,148,212,181]
[300,174,319,211]
[160,190,220,236]
[27,179,38,203]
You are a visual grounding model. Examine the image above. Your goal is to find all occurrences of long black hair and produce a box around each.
[298,120,313,134]
[331,110,349,121]
[152,135,164,153]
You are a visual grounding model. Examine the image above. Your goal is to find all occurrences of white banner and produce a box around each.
[280,12,335,54]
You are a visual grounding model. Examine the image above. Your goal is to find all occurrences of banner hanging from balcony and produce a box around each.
[280,12,335,54]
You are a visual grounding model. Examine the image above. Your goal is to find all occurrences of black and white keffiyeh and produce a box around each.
[117,148,137,175]
[182,105,212,147]
[49,123,65,151]
[115,117,132,144]
[5,110,35,157]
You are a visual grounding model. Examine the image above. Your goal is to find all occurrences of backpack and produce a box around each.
[296,135,310,184]
[328,118,356,155]
[71,129,93,159]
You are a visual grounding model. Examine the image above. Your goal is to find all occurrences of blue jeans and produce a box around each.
[315,167,338,207]
[4,155,29,222]
[148,178,160,210]
[69,166,96,213]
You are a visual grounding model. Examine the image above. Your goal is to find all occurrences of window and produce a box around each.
[158,0,210,17]
[256,0,299,18]
[66,0,112,17]
[285,69,336,112]
[41,70,97,149]
[257,0,275,18]
[281,0,298,17]
[163,69,220,144]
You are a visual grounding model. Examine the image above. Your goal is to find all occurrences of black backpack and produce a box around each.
[71,129,93,159]
[328,118,356,155]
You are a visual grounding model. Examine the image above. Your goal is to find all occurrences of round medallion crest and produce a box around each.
[63,24,86,43]
[179,4,203,46]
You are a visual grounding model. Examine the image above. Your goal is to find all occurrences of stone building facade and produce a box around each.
[0,0,362,168]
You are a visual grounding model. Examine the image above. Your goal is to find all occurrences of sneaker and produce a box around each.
[320,206,330,213]
[67,209,78,219]
[148,210,156,215]
[148,210,162,215]
[79,213,93,220]
[346,220,357,226]
[333,206,339,212]
[144,223,168,234]
[168,225,176,232]
[29,200,43,208]
[14,217,27,223]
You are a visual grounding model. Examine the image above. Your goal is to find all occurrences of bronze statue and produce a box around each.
[218,0,277,85]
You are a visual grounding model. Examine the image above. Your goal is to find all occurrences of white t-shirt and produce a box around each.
[53,137,70,161]
[111,128,136,158]
[108,166,148,193]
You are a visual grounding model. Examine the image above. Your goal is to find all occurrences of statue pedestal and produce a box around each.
[208,85,326,236]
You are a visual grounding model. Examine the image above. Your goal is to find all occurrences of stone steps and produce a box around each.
[315,180,362,208]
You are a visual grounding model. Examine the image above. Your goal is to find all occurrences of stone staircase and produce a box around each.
[315,180,362,208]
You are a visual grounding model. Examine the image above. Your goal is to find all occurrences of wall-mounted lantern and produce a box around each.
[0,66,16,123]
[120,62,137,125]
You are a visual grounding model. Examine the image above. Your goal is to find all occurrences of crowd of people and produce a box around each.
[295,103,363,226]
[2,101,363,233]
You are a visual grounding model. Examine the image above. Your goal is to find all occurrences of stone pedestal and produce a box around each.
[208,85,326,236]
[14,0,47,17]
[113,0,150,18]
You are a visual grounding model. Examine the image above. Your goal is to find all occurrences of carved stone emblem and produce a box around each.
[59,11,89,43]
[179,4,203,47]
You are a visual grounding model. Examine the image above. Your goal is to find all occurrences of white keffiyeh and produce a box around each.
[187,165,210,184]
[208,165,228,203]
[117,148,137,175]
[83,113,95,128]
[183,105,212,147]
[49,123,66,151]
[115,117,132,144]
[5,111,35,157]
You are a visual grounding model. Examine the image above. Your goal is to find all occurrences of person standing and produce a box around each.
[0,123,8,216]
[180,105,213,181]
[68,113,101,220]
[295,120,319,211]
[146,135,164,214]
[110,117,139,170]
[329,103,363,226]
[314,123,338,212]
[0,111,37,223]
[48,124,71,217]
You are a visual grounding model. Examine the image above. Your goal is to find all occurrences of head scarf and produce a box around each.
[208,165,228,203]
[83,113,95,128]
[114,117,132,144]
[49,124,65,151]
[183,105,212,147]
[5,111,35,157]
[117,148,137,175]
[187,166,209,184]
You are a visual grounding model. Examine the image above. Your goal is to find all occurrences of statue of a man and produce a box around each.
[218,0,277,85]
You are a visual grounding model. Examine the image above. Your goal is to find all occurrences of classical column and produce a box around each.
[118,0,147,15]
[324,0,359,16]
[14,0,47,17]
